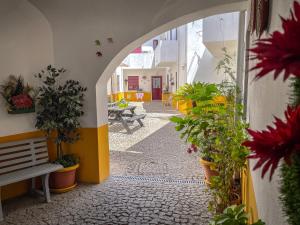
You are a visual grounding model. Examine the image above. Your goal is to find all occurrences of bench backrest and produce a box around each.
[108,102,118,107]
[0,137,49,175]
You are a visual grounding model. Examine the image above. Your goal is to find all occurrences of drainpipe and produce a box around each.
[236,11,246,118]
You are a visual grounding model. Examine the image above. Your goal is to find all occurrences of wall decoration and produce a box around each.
[95,39,103,57]
[0,75,36,114]
[107,37,113,43]
[248,0,270,37]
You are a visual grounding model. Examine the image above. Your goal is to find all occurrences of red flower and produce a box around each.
[250,1,300,81]
[243,106,300,180]
[11,94,33,109]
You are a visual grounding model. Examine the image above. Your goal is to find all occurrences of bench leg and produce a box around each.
[30,177,36,195]
[0,187,3,221]
[41,174,51,203]
[137,119,144,127]
[121,120,132,134]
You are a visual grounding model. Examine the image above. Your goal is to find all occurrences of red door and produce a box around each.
[151,76,162,100]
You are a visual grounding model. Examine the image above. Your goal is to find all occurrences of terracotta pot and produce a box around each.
[199,158,218,185]
[230,192,241,205]
[50,164,79,193]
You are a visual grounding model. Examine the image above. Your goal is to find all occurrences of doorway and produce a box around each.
[151,76,162,100]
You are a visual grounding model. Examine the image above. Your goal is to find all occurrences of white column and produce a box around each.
[236,11,246,104]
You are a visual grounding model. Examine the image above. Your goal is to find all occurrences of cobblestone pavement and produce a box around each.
[110,101,204,180]
[2,179,211,225]
[1,102,211,225]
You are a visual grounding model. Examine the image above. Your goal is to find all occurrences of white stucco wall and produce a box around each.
[203,12,239,43]
[25,0,246,127]
[0,0,247,134]
[0,0,54,136]
[187,15,238,84]
[247,0,298,224]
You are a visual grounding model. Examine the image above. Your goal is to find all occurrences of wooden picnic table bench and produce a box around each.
[0,137,63,221]
[108,104,146,134]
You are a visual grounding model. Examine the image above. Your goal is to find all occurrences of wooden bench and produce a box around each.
[0,137,63,221]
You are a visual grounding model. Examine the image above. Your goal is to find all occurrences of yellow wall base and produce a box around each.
[177,100,192,115]
[242,161,259,224]
[110,92,152,102]
[97,125,110,182]
[0,124,110,200]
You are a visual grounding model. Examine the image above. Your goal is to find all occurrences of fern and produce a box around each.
[289,77,300,107]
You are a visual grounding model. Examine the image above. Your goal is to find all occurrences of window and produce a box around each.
[128,76,139,91]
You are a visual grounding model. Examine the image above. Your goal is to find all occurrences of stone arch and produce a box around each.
[95,2,247,181]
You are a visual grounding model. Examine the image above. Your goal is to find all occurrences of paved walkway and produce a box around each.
[1,102,211,225]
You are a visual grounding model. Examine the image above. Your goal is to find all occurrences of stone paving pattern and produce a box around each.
[1,102,211,225]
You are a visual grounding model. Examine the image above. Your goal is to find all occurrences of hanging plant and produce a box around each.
[250,1,300,81]
[243,106,300,180]
[0,75,36,114]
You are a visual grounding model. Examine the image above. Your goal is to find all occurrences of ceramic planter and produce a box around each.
[199,158,218,186]
[50,164,79,193]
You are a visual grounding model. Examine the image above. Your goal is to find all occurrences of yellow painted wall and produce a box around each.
[97,125,110,182]
[177,100,192,115]
[0,124,110,200]
[242,161,259,224]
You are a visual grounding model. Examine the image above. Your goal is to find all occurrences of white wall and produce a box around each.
[203,12,239,43]
[247,1,297,224]
[187,15,238,84]
[0,0,247,135]
[0,0,54,136]
[25,0,246,127]
[177,25,188,87]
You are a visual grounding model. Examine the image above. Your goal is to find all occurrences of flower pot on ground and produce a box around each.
[35,65,87,193]
[49,155,79,193]
[199,158,218,186]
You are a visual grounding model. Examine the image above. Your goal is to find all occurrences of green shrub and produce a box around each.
[35,65,87,167]
[210,205,265,225]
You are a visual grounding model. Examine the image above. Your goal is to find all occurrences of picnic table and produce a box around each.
[108,103,146,134]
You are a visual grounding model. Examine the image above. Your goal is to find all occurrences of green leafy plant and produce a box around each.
[117,98,129,108]
[216,47,236,83]
[171,81,249,213]
[280,76,300,225]
[208,85,249,211]
[35,65,87,167]
[174,82,220,107]
[210,205,265,225]
[170,82,222,161]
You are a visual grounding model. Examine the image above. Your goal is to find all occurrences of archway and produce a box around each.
[95,2,247,182]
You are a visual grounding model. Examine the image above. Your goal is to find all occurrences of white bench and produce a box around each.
[0,137,63,221]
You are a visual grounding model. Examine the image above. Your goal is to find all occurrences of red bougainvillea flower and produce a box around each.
[250,1,300,81]
[243,106,300,180]
[11,94,33,109]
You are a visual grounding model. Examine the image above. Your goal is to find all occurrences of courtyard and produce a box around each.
[1,102,211,225]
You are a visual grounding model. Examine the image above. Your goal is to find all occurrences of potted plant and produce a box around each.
[171,81,249,213]
[208,82,249,212]
[209,204,265,225]
[171,82,222,184]
[0,75,36,114]
[35,65,87,193]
